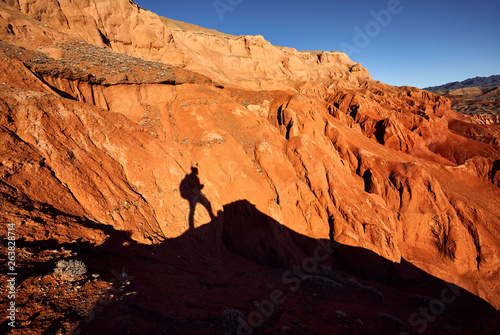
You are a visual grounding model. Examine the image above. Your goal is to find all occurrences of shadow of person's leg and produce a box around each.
[188,201,196,229]
[199,195,214,219]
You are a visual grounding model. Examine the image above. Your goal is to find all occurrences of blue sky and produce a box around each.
[134,0,500,88]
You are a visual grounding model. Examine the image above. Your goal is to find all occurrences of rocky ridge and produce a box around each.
[0,0,500,334]
[425,75,500,115]
[432,86,500,115]
[1,0,371,92]
[425,75,500,92]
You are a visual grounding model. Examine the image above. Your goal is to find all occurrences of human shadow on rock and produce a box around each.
[39,200,498,335]
[179,167,215,230]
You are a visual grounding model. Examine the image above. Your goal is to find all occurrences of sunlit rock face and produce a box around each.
[0,1,499,334]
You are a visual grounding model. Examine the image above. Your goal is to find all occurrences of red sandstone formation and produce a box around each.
[0,0,499,334]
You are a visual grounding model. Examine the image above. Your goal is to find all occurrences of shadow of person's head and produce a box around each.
[191,166,198,175]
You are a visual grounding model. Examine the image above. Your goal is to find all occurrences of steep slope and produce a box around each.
[0,1,500,334]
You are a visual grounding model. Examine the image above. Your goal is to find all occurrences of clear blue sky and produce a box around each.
[134,0,500,88]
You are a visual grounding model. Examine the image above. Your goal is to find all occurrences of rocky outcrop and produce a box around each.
[1,0,371,92]
[0,1,500,334]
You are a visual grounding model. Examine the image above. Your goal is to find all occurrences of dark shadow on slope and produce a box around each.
[491,159,500,187]
[35,76,78,101]
[3,200,498,335]
[374,119,387,145]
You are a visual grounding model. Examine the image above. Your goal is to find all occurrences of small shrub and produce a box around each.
[360,285,384,300]
[221,309,243,331]
[346,277,384,300]
[335,310,347,317]
[54,259,87,281]
[345,277,363,289]
[318,265,345,284]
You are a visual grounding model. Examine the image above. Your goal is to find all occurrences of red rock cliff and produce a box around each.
[0,0,499,333]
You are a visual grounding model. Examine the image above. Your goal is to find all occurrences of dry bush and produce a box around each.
[54,259,87,281]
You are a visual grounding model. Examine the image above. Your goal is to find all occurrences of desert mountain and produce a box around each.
[0,0,500,334]
[0,0,371,93]
[431,86,500,116]
[426,75,500,115]
[425,75,500,92]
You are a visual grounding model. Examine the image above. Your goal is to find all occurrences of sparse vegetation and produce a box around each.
[221,309,244,331]
[345,278,384,300]
[54,259,87,281]
[318,264,345,284]
[335,310,348,317]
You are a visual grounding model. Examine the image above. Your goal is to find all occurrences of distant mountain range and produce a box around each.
[425,74,500,91]
[426,75,500,115]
